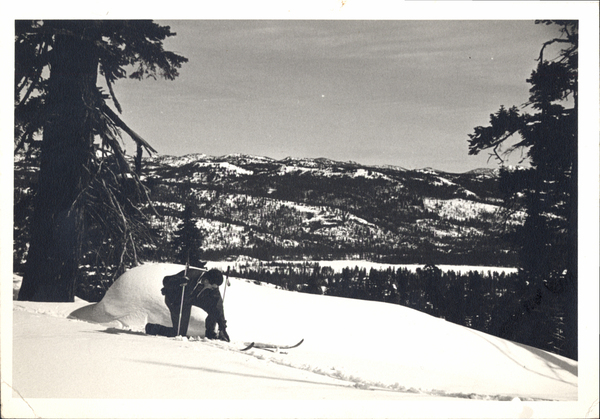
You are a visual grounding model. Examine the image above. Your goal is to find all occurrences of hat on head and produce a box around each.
[203,269,223,286]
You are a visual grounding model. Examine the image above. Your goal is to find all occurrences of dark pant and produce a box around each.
[147,284,223,338]
[145,307,218,339]
[167,299,192,336]
[146,296,192,337]
[146,323,178,337]
[204,315,218,339]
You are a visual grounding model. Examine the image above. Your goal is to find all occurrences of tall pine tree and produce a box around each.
[15,20,187,301]
[468,21,577,359]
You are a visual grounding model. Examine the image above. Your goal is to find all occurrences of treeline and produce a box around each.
[202,245,516,269]
[229,263,568,358]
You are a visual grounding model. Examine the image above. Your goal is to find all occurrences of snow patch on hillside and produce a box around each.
[431,175,457,187]
[276,165,395,182]
[277,165,320,176]
[197,218,247,249]
[455,188,478,198]
[152,153,208,167]
[195,161,254,176]
[423,198,498,221]
[351,168,395,182]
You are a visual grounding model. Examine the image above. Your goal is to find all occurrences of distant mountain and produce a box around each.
[138,153,524,266]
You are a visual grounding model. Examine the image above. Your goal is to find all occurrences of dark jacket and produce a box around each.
[192,286,227,337]
[161,268,227,338]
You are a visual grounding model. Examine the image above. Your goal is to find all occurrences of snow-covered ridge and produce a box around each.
[150,153,275,168]
[150,153,209,167]
[351,168,395,181]
[194,161,254,176]
[132,152,519,264]
[416,167,439,175]
[275,164,396,182]
[148,153,503,175]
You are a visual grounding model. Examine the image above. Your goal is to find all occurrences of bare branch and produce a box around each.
[490,144,505,164]
[538,38,572,62]
[102,103,157,154]
[104,74,123,114]
[129,232,139,266]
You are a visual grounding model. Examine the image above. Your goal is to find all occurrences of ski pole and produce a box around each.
[177,256,190,336]
[222,266,230,304]
[176,282,186,336]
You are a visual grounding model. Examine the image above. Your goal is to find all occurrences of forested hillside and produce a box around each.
[139,153,523,265]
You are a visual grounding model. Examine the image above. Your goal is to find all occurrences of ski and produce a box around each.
[240,342,255,351]
[240,339,304,352]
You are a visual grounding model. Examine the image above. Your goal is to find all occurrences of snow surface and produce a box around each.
[66,262,577,400]
[5,262,596,418]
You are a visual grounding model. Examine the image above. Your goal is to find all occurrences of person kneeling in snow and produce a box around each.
[145,267,230,342]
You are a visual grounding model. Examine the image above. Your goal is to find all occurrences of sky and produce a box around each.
[109,19,562,173]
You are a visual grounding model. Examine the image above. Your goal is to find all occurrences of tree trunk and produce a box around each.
[18,24,100,302]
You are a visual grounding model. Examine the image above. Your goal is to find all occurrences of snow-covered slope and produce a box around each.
[7,263,598,418]
[66,263,576,401]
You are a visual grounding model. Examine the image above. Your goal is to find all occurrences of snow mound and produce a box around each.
[69,263,211,335]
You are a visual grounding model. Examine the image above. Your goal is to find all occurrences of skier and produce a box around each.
[145,267,230,342]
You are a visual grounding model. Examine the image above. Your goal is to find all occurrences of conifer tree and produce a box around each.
[15,20,187,301]
[467,21,577,359]
[172,202,205,267]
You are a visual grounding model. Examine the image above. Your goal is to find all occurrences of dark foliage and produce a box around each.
[467,21,577,360]
[172,202,205,267]
[15,20,187,301]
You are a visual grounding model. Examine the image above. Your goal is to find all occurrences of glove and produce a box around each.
[218,328,230,342]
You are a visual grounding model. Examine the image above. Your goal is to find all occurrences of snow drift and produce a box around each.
[69,263,211,336]
[68,262,577,401]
